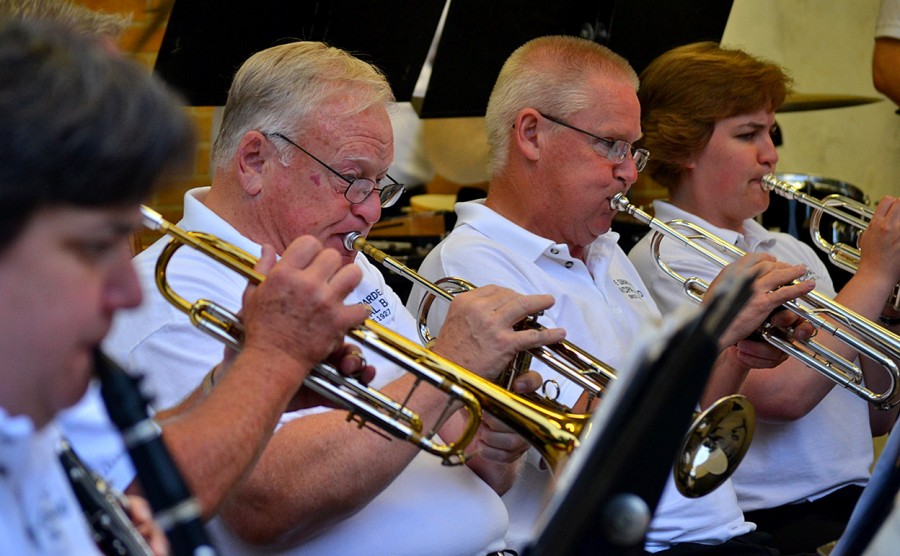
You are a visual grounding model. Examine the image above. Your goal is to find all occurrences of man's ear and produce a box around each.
[236,131,269,196]
[514,109,543,162]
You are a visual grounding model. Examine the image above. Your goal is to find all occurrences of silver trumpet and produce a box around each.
[611,193,900,409]
[343,232,616,409]
[761,173,900,311]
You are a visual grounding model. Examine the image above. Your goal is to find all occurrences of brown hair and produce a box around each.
[638,42,792,190]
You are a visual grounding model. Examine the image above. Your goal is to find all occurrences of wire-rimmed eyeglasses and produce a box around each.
[537,112,649,172]
[265,132,406,208]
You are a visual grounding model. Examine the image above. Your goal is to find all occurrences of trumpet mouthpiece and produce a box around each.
[610,193,630,213]
[343,232,363,252]
[140,204,165,231]
[759,174,800,198]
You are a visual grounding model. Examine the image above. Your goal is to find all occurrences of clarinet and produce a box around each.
[94,349,217,556]
[58,439,153,555]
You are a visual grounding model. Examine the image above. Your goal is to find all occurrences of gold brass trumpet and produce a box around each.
[344,231,754,496]
[611,193,900,409]
[761,173,900,311]
[140,206,584,471]
[344,232,616,408]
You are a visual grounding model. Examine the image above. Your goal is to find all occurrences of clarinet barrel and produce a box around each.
[94,350,216,556]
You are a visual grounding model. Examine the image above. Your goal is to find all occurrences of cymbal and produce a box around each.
[778,92,882,112]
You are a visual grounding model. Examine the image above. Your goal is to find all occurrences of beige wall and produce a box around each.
[723,0,899,201]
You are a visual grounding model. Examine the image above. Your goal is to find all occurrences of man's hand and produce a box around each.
[219,239,371,404]
[285,343,376,412]
[430,285,566,380]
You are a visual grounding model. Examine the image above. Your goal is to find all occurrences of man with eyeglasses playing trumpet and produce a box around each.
[0,20,380,554]
[629,42,900,554]
[407,35,820,555]
[94,39,565,556]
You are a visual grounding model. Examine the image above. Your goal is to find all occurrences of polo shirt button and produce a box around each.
[550,248,559,255]
[564,261,574,268]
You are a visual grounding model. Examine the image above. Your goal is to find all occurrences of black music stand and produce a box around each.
[153,0,445,106]
[418,0,733,117]
[828,425,900,555]
[153,0,732,114]
[523,270,756,556]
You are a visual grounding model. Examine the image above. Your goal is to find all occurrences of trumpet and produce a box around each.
[142,206,749,494]
[761,173,900,311]
[140,206,583,471]
[343,232,615,408]
[611,193,900,409]
[344,231,754,496]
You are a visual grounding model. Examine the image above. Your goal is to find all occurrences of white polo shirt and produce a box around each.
[408,199,754,552]
[0,410,101,555]
[628,199,872,511]
[81,187,512,556]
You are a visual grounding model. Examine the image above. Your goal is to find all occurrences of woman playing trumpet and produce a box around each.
[629,41,900,554]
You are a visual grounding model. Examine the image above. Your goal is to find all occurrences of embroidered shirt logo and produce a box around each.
[799,266,817,283]
[614,278,645,299]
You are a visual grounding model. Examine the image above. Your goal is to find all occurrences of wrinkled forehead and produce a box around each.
[304,99,394,159]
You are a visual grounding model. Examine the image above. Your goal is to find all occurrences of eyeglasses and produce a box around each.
[265,132,406,208]
[537,112,649,172]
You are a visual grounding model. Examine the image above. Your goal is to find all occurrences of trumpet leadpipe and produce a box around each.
[761,174,871,230]
[343,232,617,397]
[761,174,898,311]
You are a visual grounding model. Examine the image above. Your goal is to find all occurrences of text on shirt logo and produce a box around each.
[614,279,645,299]
[356,288,391,322]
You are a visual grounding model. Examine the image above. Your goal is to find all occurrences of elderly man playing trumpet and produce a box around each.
[0,19,381,554]
[94,39,565,556]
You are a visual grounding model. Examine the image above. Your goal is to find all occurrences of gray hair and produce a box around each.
[0,0,130,38]
[212,41,395,170]
[484,35,638,176]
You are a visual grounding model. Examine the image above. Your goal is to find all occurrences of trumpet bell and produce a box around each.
[675,394,756,498]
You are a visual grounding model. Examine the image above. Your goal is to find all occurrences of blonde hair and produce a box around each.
[484,35,638,175]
